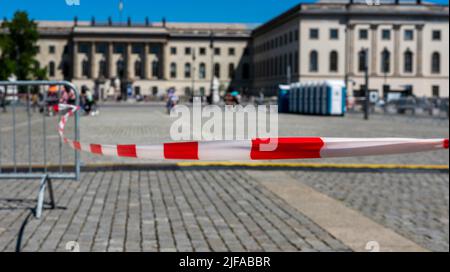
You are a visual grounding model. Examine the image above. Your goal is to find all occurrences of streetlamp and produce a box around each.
[359,48,370,120]
[191,49,196,98]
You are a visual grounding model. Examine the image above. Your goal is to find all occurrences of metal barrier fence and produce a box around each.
[0,81,80,218]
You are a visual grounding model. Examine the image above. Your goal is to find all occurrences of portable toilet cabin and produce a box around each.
[278,85,290,113]
[290,83,297,113]
[325,80,346,116]
[298,83,305,114]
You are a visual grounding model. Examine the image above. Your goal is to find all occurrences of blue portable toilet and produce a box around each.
[278,85,290,113]
[298,84,305,113]
[325,80,346,116]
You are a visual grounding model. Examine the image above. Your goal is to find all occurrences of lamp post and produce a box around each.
[361,48,370,120]
[191,50,196,98]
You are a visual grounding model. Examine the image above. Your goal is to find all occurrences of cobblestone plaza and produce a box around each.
[0,105,448,252]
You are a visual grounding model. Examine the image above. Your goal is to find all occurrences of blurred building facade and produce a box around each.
[31,1,449,99]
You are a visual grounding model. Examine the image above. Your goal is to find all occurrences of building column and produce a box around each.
[126,43,132,80]
[90,42,96,79]
[393,24,401,77]
[160,43,166,80]
[108,42,114,78]
[72,41,79,79]
[370,24,378,76]
[415,24,424,77]
[144,43,150,79]
[346,24,355,76]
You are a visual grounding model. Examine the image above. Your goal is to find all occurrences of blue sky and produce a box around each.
[0,0,448,24]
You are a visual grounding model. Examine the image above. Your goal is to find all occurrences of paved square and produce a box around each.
[0,104,448,252]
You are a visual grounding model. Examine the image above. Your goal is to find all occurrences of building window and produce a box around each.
[432,86,440,98]
[184,87,192,97]
[289,31,293,43]
[116,59,125,78]
[404,50,414,73]
[228,48,235,56]
[134,60,142,78]
[96,43,107,54]
[381,48,391,74]
[150,45,160,54]
[432,30,441,41]
[431,52,441,74]
[309,29,319,40]
[184,63,191,78]
[170,63,177,78]
[199,87,206,97]
[404,30,414,41]
[309,50,318,72]
[214,48,221,56]
[114,44,125,54]
[152,60,159,78]
[82,59,90,77]
[242,63,250,80]
[199,63,206,79]
[382,29,391,40]
[329,51,338,72]
[359,29,368,40]
[132,44,143,54]
[358,49,368,72]
[79,43,90,54]
[49,61,56,77]
[199,47,206,55]
[243,47,250,56]
[99,59,107,78]
[170,47,177,55]
[330,29,339,40]
[49,45,56,54]
[214,63,220,78]
[185,47,192,55]
[294,30,299,41]
[294,51,299,74]
[152,86,158,96]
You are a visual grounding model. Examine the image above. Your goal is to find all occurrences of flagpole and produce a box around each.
[119,0,124,26]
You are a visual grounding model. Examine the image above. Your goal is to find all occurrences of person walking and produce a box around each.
[0,89,6,113]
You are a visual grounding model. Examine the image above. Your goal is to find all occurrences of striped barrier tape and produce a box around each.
[55,104,449,161]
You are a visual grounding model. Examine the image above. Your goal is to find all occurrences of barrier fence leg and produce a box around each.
[35,175,56,219]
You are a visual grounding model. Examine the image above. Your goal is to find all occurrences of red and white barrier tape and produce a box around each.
[55,104,449,161]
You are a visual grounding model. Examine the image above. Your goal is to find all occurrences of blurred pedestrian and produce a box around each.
[0,89,6,113]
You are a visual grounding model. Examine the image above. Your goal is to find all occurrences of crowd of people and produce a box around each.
[0,85,99,117]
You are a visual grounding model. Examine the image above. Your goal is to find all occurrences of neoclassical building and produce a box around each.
[23,1,450,98]
[253,1,449,98]
[35,20,252,99]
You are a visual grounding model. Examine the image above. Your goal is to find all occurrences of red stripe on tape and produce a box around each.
[444,139,449,149]
[90,144,103,155]
[164,142,199,160]
[73,141,81,151]
[251,138,324,160]
[117,145,137,158]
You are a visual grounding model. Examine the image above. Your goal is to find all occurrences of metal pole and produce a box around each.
[192,50,196,97]
[364,48,370,121]
[12,86,17,173]
[26,86,32,172]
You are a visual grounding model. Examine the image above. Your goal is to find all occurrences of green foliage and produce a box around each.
[0,11,47,81]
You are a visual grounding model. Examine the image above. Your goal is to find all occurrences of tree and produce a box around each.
[0,11,46,82]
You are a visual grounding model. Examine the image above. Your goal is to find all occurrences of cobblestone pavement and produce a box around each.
[289,171,449,252]
[0,104,448,166]
[0,169,350,252]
